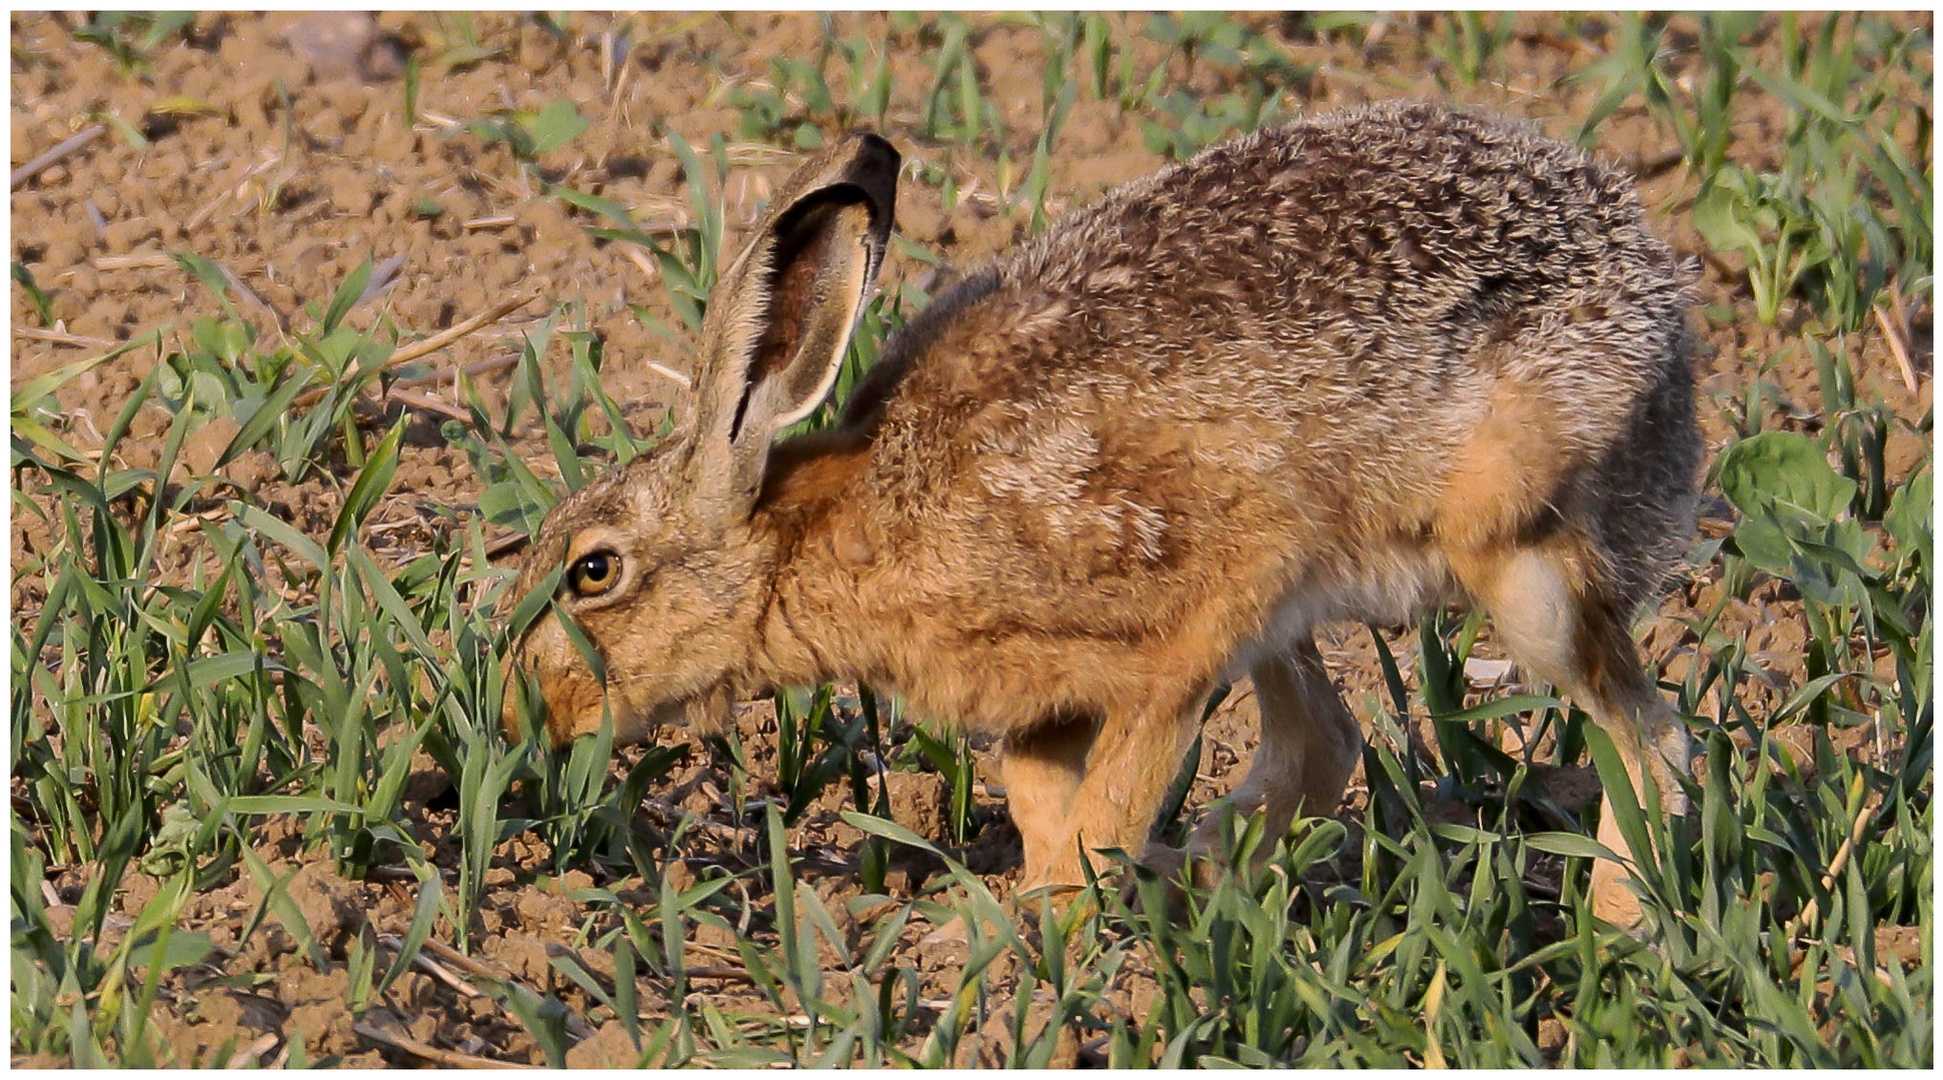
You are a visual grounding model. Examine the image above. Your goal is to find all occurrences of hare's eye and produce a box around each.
[567,551,620,597]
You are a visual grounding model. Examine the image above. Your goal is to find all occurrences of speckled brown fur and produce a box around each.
[506,101,1700,926]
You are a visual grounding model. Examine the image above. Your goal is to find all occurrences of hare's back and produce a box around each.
[1012,99,1678,356]
[867,101,1687,460]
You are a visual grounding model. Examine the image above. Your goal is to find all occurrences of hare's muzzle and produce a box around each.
[499,660,532,744]
[499,652,571,748]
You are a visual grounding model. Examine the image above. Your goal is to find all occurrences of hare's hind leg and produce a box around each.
[1455,539,1689,926]
[1186,636,1361,873]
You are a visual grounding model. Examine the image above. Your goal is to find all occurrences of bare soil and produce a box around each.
[10,11,1931,1067]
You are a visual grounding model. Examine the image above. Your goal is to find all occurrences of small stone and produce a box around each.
[566,1021,642,1068]
[283,12,380,81]
[1462,657,1516,688]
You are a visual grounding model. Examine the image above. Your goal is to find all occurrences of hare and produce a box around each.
[503,99,1699,927]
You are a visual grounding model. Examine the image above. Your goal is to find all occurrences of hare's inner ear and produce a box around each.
[689,134,898,520]
[735,195,878,440]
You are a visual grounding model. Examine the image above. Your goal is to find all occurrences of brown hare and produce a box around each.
[502,100,1699,927]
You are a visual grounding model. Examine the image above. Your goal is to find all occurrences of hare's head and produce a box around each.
[502,134,899,747]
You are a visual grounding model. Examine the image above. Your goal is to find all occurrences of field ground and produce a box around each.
[9,11,1933,1067]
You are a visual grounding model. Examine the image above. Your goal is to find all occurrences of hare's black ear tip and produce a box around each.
[835,133,899,220]
[848,132,901,174]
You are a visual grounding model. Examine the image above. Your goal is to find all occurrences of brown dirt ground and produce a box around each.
[10,11,1932,1067]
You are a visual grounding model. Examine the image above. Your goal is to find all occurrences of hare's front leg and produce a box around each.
[1045,691,1208,886]
[998,715,1095,895]
[1186,636,1361,873]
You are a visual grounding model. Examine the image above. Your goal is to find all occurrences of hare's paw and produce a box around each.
[1112,843,1209,920]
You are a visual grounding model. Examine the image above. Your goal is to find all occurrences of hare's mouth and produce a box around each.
[588,697,682,748]
[549,679,725,748]
[536,690,679,749]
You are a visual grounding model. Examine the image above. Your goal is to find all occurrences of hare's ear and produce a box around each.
[685,133,898,523]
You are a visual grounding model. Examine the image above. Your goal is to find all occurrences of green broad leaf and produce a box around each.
[1718,429,1856,525]
[171,251,234,309]
[188,313,252,360]
[1785,522,1872,607]
[1883,469,1932,568]
[478,479,549,534]
[1691,178,1768,258]
[1729,513,1796,576]
[525,100,588,156]
[122,929,213,974]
